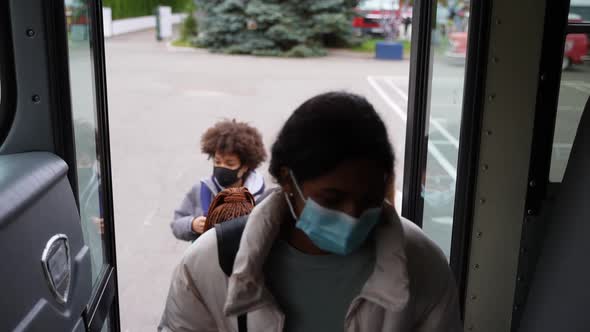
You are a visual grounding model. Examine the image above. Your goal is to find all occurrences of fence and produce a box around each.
[103,6,186,38]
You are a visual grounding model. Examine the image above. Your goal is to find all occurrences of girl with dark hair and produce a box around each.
[160,92,461,331]
[170,119,267,241]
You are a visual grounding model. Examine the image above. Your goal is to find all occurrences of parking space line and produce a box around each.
[384,76,411,103]
[558,106,583,112]
[563,80,590,94]
[430,139,457,145]
[367,76,407,121]
[432,216,454,225]
[384,77,459,148]
[427,141,457,180]
[367,76,457,180]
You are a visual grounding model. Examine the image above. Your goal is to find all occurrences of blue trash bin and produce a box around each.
[375,41,403,60]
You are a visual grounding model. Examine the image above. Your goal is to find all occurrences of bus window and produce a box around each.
[419,0,470,258]
[570,0,590,23]
[65,0,108,286]
[0,7,14,148]
[550,10,590,182]
[101,317,110,332]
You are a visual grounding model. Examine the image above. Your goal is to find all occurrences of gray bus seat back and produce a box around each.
[519,97,590,331]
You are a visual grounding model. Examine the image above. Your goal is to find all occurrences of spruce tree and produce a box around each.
[195,0,357,56]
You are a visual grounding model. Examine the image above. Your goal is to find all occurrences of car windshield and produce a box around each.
[359,0,398,11]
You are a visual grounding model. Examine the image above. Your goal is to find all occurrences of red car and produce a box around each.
[352,0,400,36]
[563,15,589,69]
[564,33,589,69]
[446,28,588,70]
[446,32,468,62]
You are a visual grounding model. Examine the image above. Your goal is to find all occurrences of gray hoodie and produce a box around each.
[170,170,266,241]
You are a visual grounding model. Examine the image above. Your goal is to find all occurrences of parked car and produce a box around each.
[564,33,589,69]
[564,14,589,69]
[352,0,400,37]
[446,24,588,70]
[445,31,468,64]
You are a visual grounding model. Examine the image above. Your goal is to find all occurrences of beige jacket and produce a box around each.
[159,191,462,332]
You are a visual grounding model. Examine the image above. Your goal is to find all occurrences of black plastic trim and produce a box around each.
[402,0,435,226]
[0,1,17,148]
[450,0,493,316]
[566,22,590,33]
[87,1,121,330]
[43,0,80,207]
[85,268,116,332]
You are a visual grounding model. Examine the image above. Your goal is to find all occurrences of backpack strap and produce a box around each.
[215,215,248,332]
[215,215,247,276]
[237,315,247,332]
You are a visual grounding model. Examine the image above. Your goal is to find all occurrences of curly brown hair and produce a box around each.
[201,119,267,169]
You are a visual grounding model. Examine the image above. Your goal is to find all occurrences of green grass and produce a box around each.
[351,38,412,57]
[171,39,192,47]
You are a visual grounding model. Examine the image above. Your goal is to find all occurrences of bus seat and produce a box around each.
[519,97,590,331]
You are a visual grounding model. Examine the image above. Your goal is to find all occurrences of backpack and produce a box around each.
[201,177,267,216]
[215,215,248,332]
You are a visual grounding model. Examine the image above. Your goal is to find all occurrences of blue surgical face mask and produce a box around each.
[284,170,382,255]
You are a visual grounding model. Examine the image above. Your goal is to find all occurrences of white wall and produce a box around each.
[112,15,156,36]
[103,6,187,38]
[158,6,173,39]
[103,7,113,37]
[171,14,185,24]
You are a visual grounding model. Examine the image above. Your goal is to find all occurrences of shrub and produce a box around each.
[179,2,198,41]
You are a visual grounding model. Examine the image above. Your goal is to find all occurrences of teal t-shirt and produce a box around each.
[264,240,376,332]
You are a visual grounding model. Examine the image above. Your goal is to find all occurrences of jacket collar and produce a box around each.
[243,170,265,195]
[224,190,410,316]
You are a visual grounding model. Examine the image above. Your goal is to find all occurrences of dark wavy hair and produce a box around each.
[269,91,395,183]
[201,119,267,169]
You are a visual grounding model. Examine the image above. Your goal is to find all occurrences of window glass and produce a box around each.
[549,33,589,182]
[65,0,107,285]
[420,0,470,258]
[0,65,5,146]
[101,317,110,332]
[570,0,590,23]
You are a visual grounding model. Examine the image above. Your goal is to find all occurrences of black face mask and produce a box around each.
[214,166,242,187]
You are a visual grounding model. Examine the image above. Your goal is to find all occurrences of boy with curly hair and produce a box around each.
[171,120,267,241]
